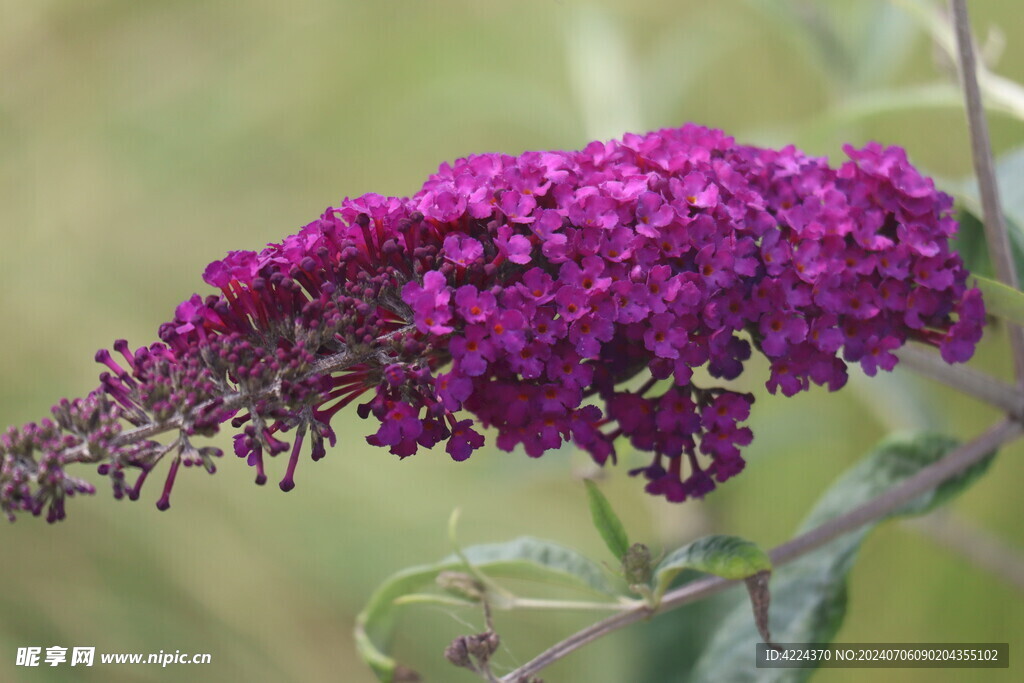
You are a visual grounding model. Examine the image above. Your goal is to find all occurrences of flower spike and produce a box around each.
[1,125,983,521]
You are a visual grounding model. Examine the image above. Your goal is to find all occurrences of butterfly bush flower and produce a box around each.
[0,125,984,521]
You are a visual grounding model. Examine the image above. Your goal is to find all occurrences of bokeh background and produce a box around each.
[2,1,1022,681]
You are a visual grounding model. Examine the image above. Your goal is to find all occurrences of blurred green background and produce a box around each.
[2,1,1022,681]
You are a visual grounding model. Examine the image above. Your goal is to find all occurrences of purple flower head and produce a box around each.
[546,349,594,391]
[644,313,688,359]
[672,171,721,210]
[1,124,985,520]
[567,189,619,230]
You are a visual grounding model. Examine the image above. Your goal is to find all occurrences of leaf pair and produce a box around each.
[584,478,772,602]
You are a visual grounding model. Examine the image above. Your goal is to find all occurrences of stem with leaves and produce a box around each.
[499,419,1021,682]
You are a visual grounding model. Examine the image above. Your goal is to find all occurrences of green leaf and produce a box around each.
[451,537,614,595]
[651,535,772,603]
[951,206,1024,284]
[952,207,995,278]
[691,432,997,682]
[584,479,630,560]
[973,276,1024,326]
[354,536,614,681]
[800,433,995,528]
[850,1,919,89]
[355,563,450,682]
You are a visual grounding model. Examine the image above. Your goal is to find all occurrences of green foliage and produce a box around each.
[652,535,772,604]
[584,479,631,561]
[972,276,1024,327]
[952,208,997,279]
[690,432,997,682]
[745,0,918,91]
[357,521,778,680]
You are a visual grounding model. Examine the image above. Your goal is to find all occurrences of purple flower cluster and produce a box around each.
[0,124,983,521]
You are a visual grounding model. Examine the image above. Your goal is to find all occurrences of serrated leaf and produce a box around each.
[652,535,772,602]
[584,479,630,560]
[354,536,614,681]
[691,432,997,682]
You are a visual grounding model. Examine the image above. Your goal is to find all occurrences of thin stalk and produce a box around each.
[770,419,1018,564]
[903,511,1024,592]
[499,419,1022,682]
[950,0,1024,386]
[496,597,640,612]
[895,343,1023,417]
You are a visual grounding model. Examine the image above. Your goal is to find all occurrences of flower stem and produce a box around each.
[497,597,641,612]
[903,511,1024,592]
[895,343,1024,417]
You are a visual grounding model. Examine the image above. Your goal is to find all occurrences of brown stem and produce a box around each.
[895,343,1024,417]
[950,0,1024,386]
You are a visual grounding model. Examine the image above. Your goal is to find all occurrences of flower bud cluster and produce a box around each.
[0,124,983,520]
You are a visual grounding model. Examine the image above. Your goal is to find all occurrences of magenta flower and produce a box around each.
[404,271,455,335]
[758,311,808,357]
[443,234,485,267]
[451,326,494,377]
[635,191,675,237]
[0,124,985,521]
[454,286,497,324]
